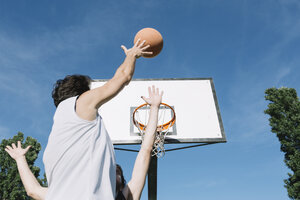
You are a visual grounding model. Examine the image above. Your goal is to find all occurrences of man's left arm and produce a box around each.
[123,86,163,200]
[5,141,48,200]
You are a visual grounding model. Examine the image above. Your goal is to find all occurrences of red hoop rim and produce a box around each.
[132,102,176,131]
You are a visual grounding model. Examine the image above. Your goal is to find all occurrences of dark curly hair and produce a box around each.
[52,75,92,107]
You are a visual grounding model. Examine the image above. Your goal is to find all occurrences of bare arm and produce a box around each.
[76,39,152,121]
[5,141,48,200]
[123,86,163,200]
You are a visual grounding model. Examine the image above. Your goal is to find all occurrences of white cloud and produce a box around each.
[0,71,44,107]
[0,4,131,106]
[275,67,291,84]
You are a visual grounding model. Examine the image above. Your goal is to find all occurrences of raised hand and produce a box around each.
[5,141,31,161]
[121,39,153,58]
[141,85,163,107]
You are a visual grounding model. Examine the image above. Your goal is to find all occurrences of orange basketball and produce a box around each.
[134,28,163,58]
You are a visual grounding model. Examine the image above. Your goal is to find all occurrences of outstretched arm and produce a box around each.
[5,141,48,200]
[123,86,163,200]
[76,39,153,121]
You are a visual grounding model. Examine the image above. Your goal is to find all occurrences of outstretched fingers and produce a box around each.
[138,40,146,48]
[5,147,12,154]
[141,44,150,51]
[141,51,153,56]
[142,86,163,106]
[148,86,153,97]
[5,145,12,150]
[134,38,141,47]
[24,145,31,153]
[156,87,159,95]
[4,148,12,157]
[121,45,128,54]
[141,43,153,56]
[153,85,157,95]
[4,144,14,158]
[160,90,164,97]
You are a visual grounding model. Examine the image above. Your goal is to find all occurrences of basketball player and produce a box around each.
[4,39,150,200]
[6,86,163,200]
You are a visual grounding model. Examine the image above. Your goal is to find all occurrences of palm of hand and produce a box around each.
[143,95,161,106]
[142,86,163,107]
[126,46,143,58]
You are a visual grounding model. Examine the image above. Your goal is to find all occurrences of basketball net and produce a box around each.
[133,103,176,158]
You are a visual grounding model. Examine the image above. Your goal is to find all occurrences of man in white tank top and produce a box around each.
[41,40,152,200]
[6,86,163,200]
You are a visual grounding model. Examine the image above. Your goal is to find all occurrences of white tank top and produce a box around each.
[43,96,116,200]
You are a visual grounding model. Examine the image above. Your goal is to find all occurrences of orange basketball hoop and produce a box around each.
[132,102,176,157]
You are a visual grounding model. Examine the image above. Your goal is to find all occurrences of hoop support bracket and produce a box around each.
[114,142,219,153]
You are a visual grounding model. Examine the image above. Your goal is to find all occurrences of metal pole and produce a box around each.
[148,156,157,200]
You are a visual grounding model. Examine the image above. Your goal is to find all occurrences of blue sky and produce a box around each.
[1,0,299,199]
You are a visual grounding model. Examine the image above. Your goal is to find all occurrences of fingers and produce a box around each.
[151,85,159,95]
[5,147,11,154]
[121,45,127,51]
[141,96,147,102]
[24,145,31,153]
[5,145,13,157]
[149,85,163,96]
[5,145,13,150]
[138,40,146,48]
[141,44,150,51]
[4,148,12,157]
[141,96,151,104]
[134,38,141,47]
[121,45,127,53]
[5,141,31,150]
[148,86,153,96]
[156,87,164,97]
[141,51,153,56]
[146,86,163,99]
[135,39,151,50]
[152,85,157,95]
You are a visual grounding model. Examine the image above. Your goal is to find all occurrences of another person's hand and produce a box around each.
[121,39,153,58]
[5,141,31,161]
[141,85,163,108]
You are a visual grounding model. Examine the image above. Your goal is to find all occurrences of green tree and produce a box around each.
[265,87,300,199]
[0,132,47,200]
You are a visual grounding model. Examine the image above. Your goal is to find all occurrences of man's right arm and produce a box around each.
[76,39,152,121]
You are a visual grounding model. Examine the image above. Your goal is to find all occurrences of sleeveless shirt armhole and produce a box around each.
[73,95,99,123]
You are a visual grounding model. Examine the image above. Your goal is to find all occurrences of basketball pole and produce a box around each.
[148,156,157,200]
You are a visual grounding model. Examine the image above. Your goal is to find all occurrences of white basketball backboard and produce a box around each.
[91,78,226,145]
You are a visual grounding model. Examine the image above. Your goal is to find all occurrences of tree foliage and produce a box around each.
[265,87,300,199]
[0,132,47,200]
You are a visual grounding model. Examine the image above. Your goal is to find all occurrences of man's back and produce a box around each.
[43,96,116,200]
